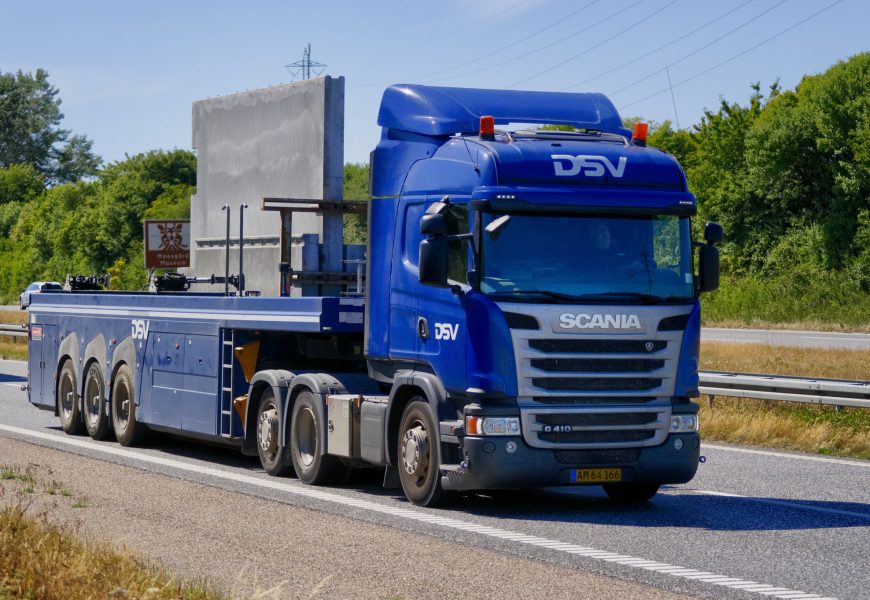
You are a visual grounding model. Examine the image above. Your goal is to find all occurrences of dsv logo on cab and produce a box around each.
[551,154,627,178]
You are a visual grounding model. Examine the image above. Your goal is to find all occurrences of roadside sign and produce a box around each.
[144,220,190,269]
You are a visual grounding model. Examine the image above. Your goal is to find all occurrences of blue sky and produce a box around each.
[2,0,866,167]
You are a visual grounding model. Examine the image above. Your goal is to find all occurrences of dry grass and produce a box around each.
[699,400,870,460]
[0,309,28,360]
[0,340,27,361]
[0,309,27,326]
[699,342,870,459]
[0,466,225,600]
[700,342,870,380]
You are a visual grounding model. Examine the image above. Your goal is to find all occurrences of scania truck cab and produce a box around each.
[366,85,721,504]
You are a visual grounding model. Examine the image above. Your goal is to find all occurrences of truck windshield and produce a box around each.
[480,213,695,303]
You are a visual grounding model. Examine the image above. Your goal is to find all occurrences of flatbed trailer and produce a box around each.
[27,83,722,506]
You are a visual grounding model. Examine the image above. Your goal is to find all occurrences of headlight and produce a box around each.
[466,416,521,436]
[669,414,699,433]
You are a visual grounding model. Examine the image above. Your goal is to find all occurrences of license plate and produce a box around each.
[570,468,622,483]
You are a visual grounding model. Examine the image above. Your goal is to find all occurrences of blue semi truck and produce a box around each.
[26,84,722,506]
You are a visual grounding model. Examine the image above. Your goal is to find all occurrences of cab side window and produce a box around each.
[445,204,469,284]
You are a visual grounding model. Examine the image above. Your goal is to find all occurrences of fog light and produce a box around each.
[669,414,698,433]
[505,441,517,454]
[673,438,684,451]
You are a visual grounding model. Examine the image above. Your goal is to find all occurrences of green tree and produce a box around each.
[343,162,369,245]
[0,69,101,184]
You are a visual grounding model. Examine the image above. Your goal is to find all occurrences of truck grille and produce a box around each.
[501,304,690,450]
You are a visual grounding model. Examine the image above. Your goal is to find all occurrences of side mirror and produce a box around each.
[698,245,720,293]
[420,213,447,236]
[704,222,724,246]
[484,215,511,240]
[419,238,449,288]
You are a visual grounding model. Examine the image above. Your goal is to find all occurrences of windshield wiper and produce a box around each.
[487,289,580,303]
[570,292,665,304]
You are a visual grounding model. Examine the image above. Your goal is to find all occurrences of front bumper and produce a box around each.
[441,432,700,491]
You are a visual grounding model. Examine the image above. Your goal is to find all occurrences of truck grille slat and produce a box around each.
[531,377,662,391]
[503,307,689,450]
[531,358,665,373]
[539,430,656,444]
[529,339,666,354]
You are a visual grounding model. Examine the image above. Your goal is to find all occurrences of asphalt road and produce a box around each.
[701,328,870,350]
[1,359,868,600]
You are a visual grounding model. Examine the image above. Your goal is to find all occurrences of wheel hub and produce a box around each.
[401,425,429,477]
[258,409,277,454]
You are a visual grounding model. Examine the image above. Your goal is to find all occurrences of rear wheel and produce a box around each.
[111,364,146,446]
[83,362,112,440]
[57,360,83,435]
[603,483,660,502]
[397,399,448,507]
[256,388,292,476]
[290,390,343,485]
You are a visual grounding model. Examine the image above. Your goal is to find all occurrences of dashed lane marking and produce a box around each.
[0,424,838,600]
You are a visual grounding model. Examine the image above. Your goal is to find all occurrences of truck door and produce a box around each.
[416,200,467,389]
[150,332,184,428]
[28,323,57,409]
[181,334,219,434]
[389,196,427,361]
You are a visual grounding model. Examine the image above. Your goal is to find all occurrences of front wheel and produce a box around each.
[397,399,449,507]
[603,483,660,502]
[57,360,83,435]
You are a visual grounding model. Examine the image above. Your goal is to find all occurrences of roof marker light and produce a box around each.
[480,115,495,140]
[632,122,648,147]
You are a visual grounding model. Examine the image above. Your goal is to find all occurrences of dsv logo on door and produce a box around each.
[551,154,627,178]
[434,322,459,341]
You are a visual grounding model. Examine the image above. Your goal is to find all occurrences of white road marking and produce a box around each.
[703,443,870,468]
[0,424,837,600]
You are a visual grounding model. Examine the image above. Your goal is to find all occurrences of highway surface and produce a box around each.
[701,328,870,350]
[1,358,867,599]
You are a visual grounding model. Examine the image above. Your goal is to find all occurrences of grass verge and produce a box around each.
[702,274,870,332]
[1,467,225,600]
[0,308,28,360]
[699,343,870,459]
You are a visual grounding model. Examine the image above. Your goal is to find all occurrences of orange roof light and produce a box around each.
[632,122,648,147]
[480,115,495,139]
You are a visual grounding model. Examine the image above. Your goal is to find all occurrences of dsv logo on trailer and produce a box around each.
[551,154,627,178]
[559,313,642,330]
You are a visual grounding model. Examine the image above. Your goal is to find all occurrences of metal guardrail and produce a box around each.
[699,371,870,409]
[0,323,28,338]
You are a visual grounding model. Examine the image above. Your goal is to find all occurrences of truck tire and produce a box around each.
[290,390,343,485]
[256,388,292,476]
[111,364,147,446]
[603,483,660,502]
[83,362,112,440]
[57,360,83,435]
[397,399,449,507]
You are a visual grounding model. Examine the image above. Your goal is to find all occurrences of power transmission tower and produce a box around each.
[284,44,326,81]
